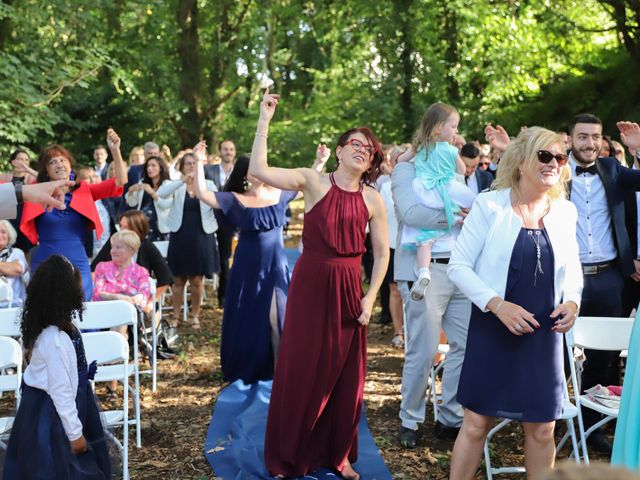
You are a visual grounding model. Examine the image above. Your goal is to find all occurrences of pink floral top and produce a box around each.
[92,261,151,307]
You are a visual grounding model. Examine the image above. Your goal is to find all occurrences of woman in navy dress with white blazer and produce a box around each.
[447,127,583,479]
[157,152,219,329]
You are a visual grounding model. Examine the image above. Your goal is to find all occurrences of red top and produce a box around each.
[20,178,123,244]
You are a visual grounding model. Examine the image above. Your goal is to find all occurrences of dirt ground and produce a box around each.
[120,301,610,480]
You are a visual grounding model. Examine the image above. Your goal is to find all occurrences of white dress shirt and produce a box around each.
[465,171,479,195]
[23,326,82,441]
[219,165,232,187]
[379,180,399,248]
[569,157,617,263]
[93,200,111,257]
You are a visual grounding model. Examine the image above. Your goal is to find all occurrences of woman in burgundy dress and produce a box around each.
[249,89,390,480]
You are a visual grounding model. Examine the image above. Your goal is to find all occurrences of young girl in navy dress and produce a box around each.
[3,255,111,480]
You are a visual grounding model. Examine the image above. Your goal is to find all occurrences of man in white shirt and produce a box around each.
[461,143,493,195]
[93,145,109,181]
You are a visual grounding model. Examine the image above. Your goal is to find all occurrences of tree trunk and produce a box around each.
[395,0,415,141]
[176,0,202,147]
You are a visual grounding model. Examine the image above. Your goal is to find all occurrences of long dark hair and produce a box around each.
[336,127,384,185]
[223,156,250,193]
[142,155,170,188]
[21,255,84,351]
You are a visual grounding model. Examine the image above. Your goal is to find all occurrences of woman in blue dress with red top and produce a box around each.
[447,127,583,479]
[21,129,128,300]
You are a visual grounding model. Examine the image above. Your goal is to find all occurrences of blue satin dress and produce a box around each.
[30,194,94,300]
[215,190,297,384]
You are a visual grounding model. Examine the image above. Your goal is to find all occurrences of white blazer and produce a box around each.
[448,188,583,312]
[125,179,173,234]
[156,179,218,234]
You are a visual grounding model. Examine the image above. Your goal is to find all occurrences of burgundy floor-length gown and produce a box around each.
[265,174,369,477]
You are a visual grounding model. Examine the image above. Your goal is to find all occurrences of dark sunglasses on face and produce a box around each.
[536,150,568,167]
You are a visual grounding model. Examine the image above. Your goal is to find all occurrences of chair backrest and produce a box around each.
[153,240,169,258]
[0,307,21,337]
[82,331,128,365]
[0,336,22,397]
[76,300,137,330]
[567,316,635,351]
[0,281,13,308]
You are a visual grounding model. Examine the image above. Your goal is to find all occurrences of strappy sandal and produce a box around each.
[391,333,404,349]
[191,316,201,330]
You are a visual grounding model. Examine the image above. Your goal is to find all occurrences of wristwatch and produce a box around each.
[14,183,23,204]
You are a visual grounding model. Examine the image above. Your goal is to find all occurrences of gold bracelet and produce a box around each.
[255,132,268,138]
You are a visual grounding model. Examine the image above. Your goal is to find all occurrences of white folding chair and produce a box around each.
[139,279,158,392]
[482,375,581,478]
[0,282,13,309]
[0,308,21,337]
[82,331,130,480]
[0,337,22,448]
[566,316,635,464]
[426,343,449,423]
[77,301,142,449]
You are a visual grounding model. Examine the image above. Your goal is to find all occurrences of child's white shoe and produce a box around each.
[410,269,431,301]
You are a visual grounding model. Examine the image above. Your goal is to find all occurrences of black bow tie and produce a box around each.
[576,164,598,175]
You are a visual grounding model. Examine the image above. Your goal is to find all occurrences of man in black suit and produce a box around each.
[204,140,237,308]
[93,145,109,181]
[460,143,493,195]
[567,114,640,454]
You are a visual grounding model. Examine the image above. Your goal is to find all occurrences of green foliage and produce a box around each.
[0,0,637,171]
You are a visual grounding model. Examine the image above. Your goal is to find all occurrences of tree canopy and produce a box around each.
[0,0,636,169]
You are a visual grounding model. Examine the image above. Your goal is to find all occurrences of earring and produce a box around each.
[243,178,252,191]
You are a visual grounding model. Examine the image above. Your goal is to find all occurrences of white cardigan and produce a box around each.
[448,188,583,312]
[24,326,82,441]
[125,179,173,234]
[156,179,218,234]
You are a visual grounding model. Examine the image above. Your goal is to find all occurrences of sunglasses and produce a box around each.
[345,139,374,155]
[536,150,568,167]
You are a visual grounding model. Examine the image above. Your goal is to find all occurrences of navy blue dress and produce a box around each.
[167,194,220,277]
[457,228,564,422]
[31,194,93,300]
[216,190,297,383]
[3,327,111,479]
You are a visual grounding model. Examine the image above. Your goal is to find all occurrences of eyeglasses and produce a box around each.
[479,162,490,167]
[345,139,374,155]
[536,150,568,167]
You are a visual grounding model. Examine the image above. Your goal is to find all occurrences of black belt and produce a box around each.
[431,258,450,265]
[582,260,616,276]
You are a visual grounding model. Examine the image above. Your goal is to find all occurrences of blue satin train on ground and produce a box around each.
[204,380,392,480]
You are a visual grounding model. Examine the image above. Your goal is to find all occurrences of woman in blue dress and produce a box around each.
[194,144,328,383]
[447,127,583,478]
[21,130,128,300]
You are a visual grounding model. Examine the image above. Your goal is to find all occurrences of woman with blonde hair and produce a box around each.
[447,127,583,479]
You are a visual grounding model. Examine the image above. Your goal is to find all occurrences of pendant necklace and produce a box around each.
[518,203,544,286]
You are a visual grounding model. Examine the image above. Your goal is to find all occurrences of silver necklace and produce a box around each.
[518,203,545,286]
[527,230,544,286]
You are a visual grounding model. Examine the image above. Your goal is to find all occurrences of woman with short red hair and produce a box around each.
[21,130,127,299]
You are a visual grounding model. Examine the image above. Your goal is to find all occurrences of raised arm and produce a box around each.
[249,89,315,191]
[106,129,128,187]
[193,141,219,208]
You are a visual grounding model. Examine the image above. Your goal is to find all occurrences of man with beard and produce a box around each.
[204,140,237,307]
[568,115,640,454]
[487,115,640,454]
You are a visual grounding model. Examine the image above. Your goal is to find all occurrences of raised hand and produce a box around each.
[617,121,640,152]
[192,140,208,162]
[316,143,331,165]
[106,128,121,151]
[485,123,510,153]
[259,87,280,123]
